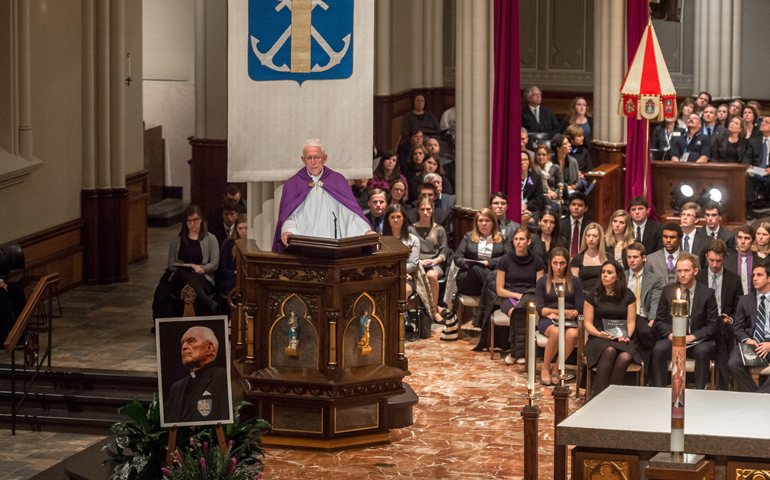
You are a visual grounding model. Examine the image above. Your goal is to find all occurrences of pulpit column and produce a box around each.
[593,0,626,146]
[454,0,492,210]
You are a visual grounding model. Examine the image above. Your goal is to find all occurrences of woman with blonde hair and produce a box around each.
[754,223,770,259]
[604,210,634,268]
[454,208,510,296]
[409,196,449,323]
[532,143,560,202]
[571,223,607,296]
[560,96,594,145]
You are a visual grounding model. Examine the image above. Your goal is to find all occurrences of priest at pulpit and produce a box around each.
[272,139,374,253]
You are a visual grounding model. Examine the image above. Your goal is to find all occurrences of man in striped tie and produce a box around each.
[728,262,770,393]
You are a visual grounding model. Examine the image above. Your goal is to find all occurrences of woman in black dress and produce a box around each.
[570,222,607,296]
[217,213,247,300]
[535,247,583,385]
[582,260,640,401]
[497,227,546,365]
[531,208,566,266]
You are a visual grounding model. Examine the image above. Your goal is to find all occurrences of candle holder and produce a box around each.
[671,298,688,317]
[551,368,575,386]
[520,388,544,406]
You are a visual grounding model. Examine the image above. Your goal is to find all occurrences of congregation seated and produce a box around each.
[649,115,683,156]
[388,179,408,209]
[669,113,711,163]
[550,133,585,194]
[521,86,560,135]
[570,222,606,295]
[625,242,663,376]
[351,178,370,213]
[532,144,562,206]
[407,184,453,246]
[409,196,449,323]
[365,189,389,234]
[497,227,545,365]
[399,130,425,179]
[583,259,639,400]
[453,208,510,297]
[153,204,220,319]
[521,152,546,223]
[382,204,419,298]
[369,150,408,198]
[216,213,247,302]
[651,253,718,390]
[408,155,451,204]
[677,96,696,130]
[724,225,759,295]
[564,124,593,174]
[604,209,633,269]
[696,239,743,388]
[628,196,663,255]
[207,198,240,248]
[424,173,456,213]
[728,262,770,393]
[699,200,736,256]
[489,192,520,243]
[710,117,748,163]
[560,192,589,258]
[530,208,566,266]
[559,97,593,147]
[535,247,582,385]
[700,105,726,137]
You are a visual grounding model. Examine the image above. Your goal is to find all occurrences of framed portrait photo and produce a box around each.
[155,316,233,427]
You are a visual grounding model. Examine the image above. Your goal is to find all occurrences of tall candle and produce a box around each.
[670,288,688,454]
[557,285,565,371]
[527,302,536,391]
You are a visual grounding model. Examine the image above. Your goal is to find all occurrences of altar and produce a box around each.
[557,385,770,480]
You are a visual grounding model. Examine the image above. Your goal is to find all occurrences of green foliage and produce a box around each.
[161,442,263,480]
[103,395,271,480]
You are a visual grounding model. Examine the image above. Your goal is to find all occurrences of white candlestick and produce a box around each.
[670,288,687,454]
[558,285,565,371]
[527,303,536,391]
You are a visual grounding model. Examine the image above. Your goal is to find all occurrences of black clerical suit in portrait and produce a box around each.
[164,361,230,424]
[651,283,718,389]
[728,293,770,393]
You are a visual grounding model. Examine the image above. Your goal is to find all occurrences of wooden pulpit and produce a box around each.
[231,235,412,450]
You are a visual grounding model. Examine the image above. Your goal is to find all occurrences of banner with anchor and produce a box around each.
[228,0,374,182]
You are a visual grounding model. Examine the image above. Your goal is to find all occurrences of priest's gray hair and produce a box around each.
[186,326,219,358]
[304,138,325,156]
[424,173,441,184]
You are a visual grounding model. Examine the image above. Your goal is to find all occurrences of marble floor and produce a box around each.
[0,225,580,479]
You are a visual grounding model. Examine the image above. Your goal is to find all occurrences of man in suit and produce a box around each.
[724,224,759,295]
[626,242,664,376]
[695,91,711,116]
[728,262,770,393]
[365,189,388,234]
[520,86,560,135]
[700,105,727,137]
[206,198,239,247]
[522,155,545,222]
[699,200,736,256]
[743,116,770,219]
[696,239,743,388]
[560,192,589,258]
[645,223,700,286]
[651,253,719,389]
[628,196,663,255]
[521,128,536,159]
[670,113,712,163]
[407,184,453,245]
[490,192,520,243]
[424,173,456,212]
[679,202,710,264]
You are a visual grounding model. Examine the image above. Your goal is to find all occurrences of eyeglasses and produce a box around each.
[304,155,324,162]
[187,217,201,224]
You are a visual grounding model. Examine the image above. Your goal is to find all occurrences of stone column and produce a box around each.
[592,0,626,146]
[374,0,391,95]
[693,0,741,100]
[17,0,32,161]
[110,0,125,188]
[195,0,207,137]
[82,0,96,190]
[247,181,282,251]
[454,0,492,209]
[96,0,111,189]
[423,0,443,87]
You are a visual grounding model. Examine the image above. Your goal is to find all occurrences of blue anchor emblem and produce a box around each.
[248,0,354,84]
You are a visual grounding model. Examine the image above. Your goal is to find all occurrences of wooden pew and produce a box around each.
[585,163,625,228]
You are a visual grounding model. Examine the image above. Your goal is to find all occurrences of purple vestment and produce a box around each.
[272,167,372,253]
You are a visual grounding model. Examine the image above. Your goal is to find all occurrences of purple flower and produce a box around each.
[201,458,207,475]
[161,467,171,474]
[229,458,236,476]
[174,450,182,464]
[527,177,534,186]
[203,442,208,453]
[228,440,233,449]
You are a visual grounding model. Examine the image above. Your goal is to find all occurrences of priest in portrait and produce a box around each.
[272,139,374,253]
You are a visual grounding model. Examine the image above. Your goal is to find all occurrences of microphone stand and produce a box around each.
[332,212,338,239]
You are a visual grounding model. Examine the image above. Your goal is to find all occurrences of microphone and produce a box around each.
[332,212,338,239]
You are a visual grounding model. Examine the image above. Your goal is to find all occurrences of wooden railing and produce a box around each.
[3,273,59,435]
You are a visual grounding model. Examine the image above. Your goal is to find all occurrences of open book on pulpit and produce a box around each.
[285,233,382,259]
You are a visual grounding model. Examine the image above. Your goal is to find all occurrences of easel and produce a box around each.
[163,285,230,467]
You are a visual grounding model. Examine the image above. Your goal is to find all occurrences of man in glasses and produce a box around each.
[273,139,374,253]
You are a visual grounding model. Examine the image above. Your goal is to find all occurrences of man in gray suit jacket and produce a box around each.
[645,223,700,286]
[626,242,664,378]
[728,262,770,393]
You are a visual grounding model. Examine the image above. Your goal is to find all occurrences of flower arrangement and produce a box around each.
[160,441,264,480]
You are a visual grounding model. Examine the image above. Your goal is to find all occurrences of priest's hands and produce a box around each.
[281,232,293,246]
[365,230,377,235]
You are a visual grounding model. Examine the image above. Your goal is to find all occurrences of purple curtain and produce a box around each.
[491,0,521,221]
[625,1,658,219]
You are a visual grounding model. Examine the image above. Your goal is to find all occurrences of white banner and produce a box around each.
[228,0,374,182]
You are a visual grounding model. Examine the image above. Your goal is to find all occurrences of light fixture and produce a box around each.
[695,185,725,209]
[708,187,723,203]
[670,183,694,211]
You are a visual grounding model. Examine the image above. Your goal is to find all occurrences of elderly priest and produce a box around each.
[272,139,374,253]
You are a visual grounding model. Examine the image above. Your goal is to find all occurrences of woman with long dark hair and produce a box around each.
[383,204,419,297]
[409,197,449,322]
[550,134,584,193]
[388,179,408,208]
[531,208,565,266]
[582,259,639,401]
[217,213,248,301]
[369,151,408,195]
